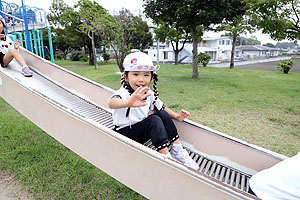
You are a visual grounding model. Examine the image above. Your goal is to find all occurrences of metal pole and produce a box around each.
[156,39,159,64]
[22,0,32,51]
[40,29,45,58]
[46,27,54,63]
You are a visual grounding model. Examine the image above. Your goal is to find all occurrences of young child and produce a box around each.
[0,16,33,77]
[108,52,199,170]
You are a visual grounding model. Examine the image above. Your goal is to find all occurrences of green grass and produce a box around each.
[1,60,300,199]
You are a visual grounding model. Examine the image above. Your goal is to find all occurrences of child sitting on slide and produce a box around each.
[108,52,199,170]
[0,16,33,77]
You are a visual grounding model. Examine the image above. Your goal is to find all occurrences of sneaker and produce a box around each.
[170,147,199,171]
[22,66,33,77]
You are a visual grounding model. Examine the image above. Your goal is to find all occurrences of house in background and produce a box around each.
[148,36,235,64]
[235,45,279,60]
[147,34,280,64]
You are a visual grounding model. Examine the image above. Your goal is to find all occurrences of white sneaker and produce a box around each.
[22,66,33,77]
[170,147,199,171]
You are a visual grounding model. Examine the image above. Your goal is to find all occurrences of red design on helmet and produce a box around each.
[131,58,137,65]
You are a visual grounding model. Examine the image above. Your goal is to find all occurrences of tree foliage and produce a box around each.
[143,0,246,78]
[52,28,82,60]
[75,0,108,69]
[95,9,152,71]
[48,0,87,61]
[248,0,300,41]
[198,52,211,67]
[154,24,191,65]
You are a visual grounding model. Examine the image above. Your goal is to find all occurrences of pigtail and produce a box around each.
[121,72,134,95]
[121,72,133,118]
[152,72,159,106]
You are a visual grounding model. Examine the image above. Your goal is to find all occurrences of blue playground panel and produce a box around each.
[0,0,54,63]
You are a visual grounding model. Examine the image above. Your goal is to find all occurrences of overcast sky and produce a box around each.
[4,0,282,44]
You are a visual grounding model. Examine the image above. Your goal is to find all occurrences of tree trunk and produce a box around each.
[192,29,199,79]
[91,32,98,69]
[116,52,124,72]
[89,50,93,65]
[175,50,179,65]
[230,32,238,69]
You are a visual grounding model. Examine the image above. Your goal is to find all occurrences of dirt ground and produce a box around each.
[235,58,300,73]
[0,171,33,200]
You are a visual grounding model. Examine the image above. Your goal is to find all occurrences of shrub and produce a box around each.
[79,53,89,62]
[276,59,294,74]
[198,52,212,67]
[55,52,64,60]
[70,52,81,61]
[102,52,110,63]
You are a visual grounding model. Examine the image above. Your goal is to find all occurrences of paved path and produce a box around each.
[209,57,300,73]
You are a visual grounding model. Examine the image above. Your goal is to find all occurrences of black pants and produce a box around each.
[116,110,179,151]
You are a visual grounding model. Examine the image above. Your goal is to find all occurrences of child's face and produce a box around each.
[125,71,152,91]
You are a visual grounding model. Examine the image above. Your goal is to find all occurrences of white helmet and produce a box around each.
[123,52,159,72]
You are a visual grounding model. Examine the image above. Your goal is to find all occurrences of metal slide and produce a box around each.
[0,48,287,199]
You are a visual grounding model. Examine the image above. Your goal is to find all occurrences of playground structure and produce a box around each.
[0,0,54,63]
[0,47,288,199]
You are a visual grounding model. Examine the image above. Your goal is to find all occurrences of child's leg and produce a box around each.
[117,115,170,154]
[153,110,199,170]
[3,49,26,67]
[152,110,179,143]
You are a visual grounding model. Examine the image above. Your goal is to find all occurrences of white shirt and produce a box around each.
[110,87,164,128]
[0,35,14,54]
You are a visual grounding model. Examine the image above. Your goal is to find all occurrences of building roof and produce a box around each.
[202,36,231,41]
[235,45,279,51]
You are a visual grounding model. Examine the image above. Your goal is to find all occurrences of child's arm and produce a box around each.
[164,107,191,122]
[108,86,151,109]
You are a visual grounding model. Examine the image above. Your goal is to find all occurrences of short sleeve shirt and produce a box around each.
[110,87,164,128]
[0,35,14,55]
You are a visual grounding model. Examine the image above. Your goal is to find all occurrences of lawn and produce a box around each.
[0,59,299,199]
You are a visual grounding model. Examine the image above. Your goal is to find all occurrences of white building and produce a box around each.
[235,45,279,60]
[148,37,233,64]
[148,36,280,64]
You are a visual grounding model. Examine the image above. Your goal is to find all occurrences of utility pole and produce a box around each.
[156,39,159,64]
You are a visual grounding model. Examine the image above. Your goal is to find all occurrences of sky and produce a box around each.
[4,0,282,45]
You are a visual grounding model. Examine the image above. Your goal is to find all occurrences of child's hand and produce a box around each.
[127,86,151,107]
[0,34,5,39]
[176,109,191,121]
[14,40,22,49]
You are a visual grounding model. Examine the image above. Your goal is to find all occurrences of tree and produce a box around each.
[76,0,108,69]
[144,0,246,78]
[48,0,85,60]
[129,16,153,50]
[52,28,82,60]
[154,24,190,65]
[96,9,152,71]
[263,43,275,48]
[248,0,300,41]
[219,15,250,68]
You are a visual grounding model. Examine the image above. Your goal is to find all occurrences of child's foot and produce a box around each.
[22,66,33,77]
[170,144,199,171]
